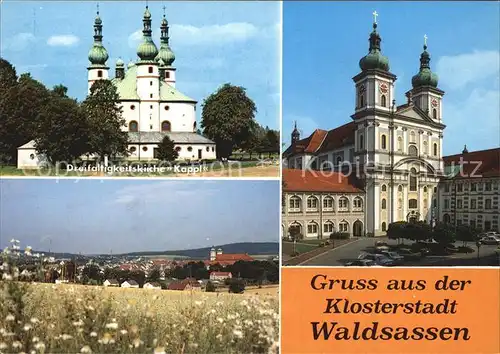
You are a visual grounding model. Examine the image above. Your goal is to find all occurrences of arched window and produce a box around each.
[423,186,428,193]
[409,199,418,209]
[323,196,334,210]
[289,196,302,212]
[359,94,364,107]
[398,198,402,209]
[359,135,364,150]
[410,131,416,143]
[433,143,438,156]
[398,185,403,192]
[432,109,437,119]
[381,95,387,107]
[336,156,342,165]
[338,197,349,211]
[339,220,349,233]
[129,121,138,132]
[382,222,387,232]
[381,198,387,209]
[353,197,363,209]
[161,121,171,132]
[381,135,387,149]
[443,214,451,223]
[381,184,387,192]
[397,137,403,151]
[148,66,153,74]
[307,222,319,235]
[408,145,418,157]
[410,168,417,191]
[306,196,319,211]
[323,221,335,234]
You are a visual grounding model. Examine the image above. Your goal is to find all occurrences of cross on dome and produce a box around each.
[373,11,378,24]
[424,34,428,46]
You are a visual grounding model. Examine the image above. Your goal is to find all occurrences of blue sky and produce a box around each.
[283,2,500,155]
[0,1,280,130]
[0,179,279,254]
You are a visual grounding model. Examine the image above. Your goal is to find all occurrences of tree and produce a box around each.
[82,80,128,161]
[228,278,245,294]
[82,264,102,283]
[155,135,178,161]
[432,222,456,245]
[264,128,280,155]
[52,84,68,97]
[201,83,257,159]
[34,95,90,165]
[205,281,216,292]
[0,64,50,164]
[456,225,478,246]
[147,268,161,282]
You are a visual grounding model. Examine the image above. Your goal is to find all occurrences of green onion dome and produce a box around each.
[137,7,158,61]
[359,23,390,72]
[155,14,175,66]
[88,12,108,66]
[412,44,439,88]
[116,58,124,67]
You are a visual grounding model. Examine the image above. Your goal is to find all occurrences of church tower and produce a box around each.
[291,121,300,145]
[156,8,176,87]
[136,6,160,132]
[352,12,397,164]
[87,7,109,94]
[409,36,445,122]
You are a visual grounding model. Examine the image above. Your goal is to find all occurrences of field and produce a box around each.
[0,282,279,353]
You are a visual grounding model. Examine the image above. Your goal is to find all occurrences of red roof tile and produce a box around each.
[317,122,356,153]
[215,254,254,262]
[210,272,232,276]
[444,148,500,179]
[283,168,363,193]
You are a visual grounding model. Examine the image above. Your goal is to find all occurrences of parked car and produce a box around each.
[358,253,395,266]
[380,251,405,264]
[480,236,500,245]
[397,248,422,261]
[345,259,380,267]
[480,231,500,238]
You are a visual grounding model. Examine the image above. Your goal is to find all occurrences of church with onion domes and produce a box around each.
[18,6,216,168]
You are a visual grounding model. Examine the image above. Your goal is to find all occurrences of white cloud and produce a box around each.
[47,35,80,47]
[2,32,36,52]
[436,50,500,90]
[170,22,259,46]
[444,88,500,154]
[128,23,261,49]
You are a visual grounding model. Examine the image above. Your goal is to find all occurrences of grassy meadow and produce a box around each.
[0,282,279,354]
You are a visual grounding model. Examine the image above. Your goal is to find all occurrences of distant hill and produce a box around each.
[31,242,279,259]
[119,242,279,259]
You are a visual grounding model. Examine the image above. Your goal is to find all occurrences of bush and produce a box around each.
[228,279,245,294]
[205,281,216,292]
[329,232,350,240]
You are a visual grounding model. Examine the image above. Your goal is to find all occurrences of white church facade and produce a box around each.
[18,6,216,169]
[283,14,447,237]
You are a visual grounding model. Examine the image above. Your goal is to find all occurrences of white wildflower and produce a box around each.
[34,342,45,351]
[73,320,84,327]
[5,314,14,322]
[233,329,244,339]
[23,324,32,331]
[61,334,73,340]
[153,347,166,354]
[90,332,97,337]
[12,341,22,348]
[80,345,92,353]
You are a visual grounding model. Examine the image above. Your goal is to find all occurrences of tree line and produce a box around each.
[387,221,479,246]
[0,59,279,165]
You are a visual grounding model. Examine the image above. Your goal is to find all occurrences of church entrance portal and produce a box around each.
[353,220,363,237]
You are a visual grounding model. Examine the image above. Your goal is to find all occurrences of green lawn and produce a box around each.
[282,242,317,255]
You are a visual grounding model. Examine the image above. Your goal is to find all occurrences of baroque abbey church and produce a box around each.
[283,15,500,237]
[18,6,216,168]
